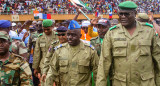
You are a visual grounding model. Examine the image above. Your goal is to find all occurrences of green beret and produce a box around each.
[118,1,138,10]
[137,13,149,20]
[42,19,53,27]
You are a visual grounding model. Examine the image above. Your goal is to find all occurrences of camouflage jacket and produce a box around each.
[27,32,39,56]
[11,39,28,60]
[90,36,101,56]
[0,53,33,86]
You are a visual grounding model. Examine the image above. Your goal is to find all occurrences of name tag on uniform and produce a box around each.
[114,38,126,41]
[131,45,136,51]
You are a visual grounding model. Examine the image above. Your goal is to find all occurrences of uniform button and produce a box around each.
[135,59,138,62]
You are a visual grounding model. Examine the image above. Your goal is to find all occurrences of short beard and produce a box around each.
[0,50,8,56]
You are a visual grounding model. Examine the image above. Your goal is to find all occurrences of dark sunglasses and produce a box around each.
[119,12,131,17]
[57,34,66,36]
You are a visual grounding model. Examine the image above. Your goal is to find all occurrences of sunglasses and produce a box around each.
[118,12,131,17]
[57,34,66,36]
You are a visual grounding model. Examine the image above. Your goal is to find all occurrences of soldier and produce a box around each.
[90,18,111,86]
[96,1,160,86]
[0,32,33,86]
[137,13,149,23]
[37,21,43,34]
[45,20,99,86]
[0,20,28,60]
[27,25,40,86]
[32,19,58,86]
[41,26,68,83]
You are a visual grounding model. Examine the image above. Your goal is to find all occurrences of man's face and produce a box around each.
[12,26,17,31]
[37,24,43,31]
[0,38,10,55]
[29,29,36,33]
[82,26,88,34]
[67,29,81,46]
[97,24,110,38]
[57,32,68,44]
[43,27,52,35]
[118,10,136,27]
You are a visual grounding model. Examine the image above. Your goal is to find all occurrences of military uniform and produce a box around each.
[32,31,58,73]
[96,21,160,86]
[27,31,39,57]
[42,40,59,75]
[46,41,99,86]
[90,36,102,56]
[11,39,28,60]
[0,53,33,86]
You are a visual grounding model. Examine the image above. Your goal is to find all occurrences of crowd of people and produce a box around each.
[0,0,160,15]
[1,1,160,86]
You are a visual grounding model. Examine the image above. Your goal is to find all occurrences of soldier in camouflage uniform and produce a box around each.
[41,26,68,83]
[27,25,40,86]
[45,20,99,86]
[11,37,28,60]
[0,20,28,60]
[28,25,39,58]
[32,19,58,86]
[0,32,33,86]
[96,1,160,86]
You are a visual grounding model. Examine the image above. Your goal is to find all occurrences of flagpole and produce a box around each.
[78,9,90,21]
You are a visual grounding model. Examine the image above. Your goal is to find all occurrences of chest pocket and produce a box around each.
[113,41,127,57]
[40,43,46,52]
[139,40,151,56]
[78,60,90,73]
[59,60,68,73]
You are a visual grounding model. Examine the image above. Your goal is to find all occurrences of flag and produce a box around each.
[34,13,51,19]
[43,14,47,19]
[95,12,99,17]
[47,14,51,19]
[70,0,92,10]
[109,12,112,19]
[34,11,40,19]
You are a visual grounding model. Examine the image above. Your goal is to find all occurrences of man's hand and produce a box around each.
[91,16,101,25]
[34,69,40,77]
[41,74,47,82]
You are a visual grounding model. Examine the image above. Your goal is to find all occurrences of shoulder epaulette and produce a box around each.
[38,33,43,37]
[54,43,67,50]
[84,43,95,50]
[51,40,59,45]
[109,25,117,31]
[12,53,24,60]
[145,23,153,28]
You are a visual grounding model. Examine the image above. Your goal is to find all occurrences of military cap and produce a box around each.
[0,31,10,40]
[137,13,149,20]
[42,19,53,27]
[68,20,81,30]
[97,18,111,26]
[0,20,11,28]
[57,26,67,32]
[62,20,71,25]
[118,1,138,10]
[29,25,36,30]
